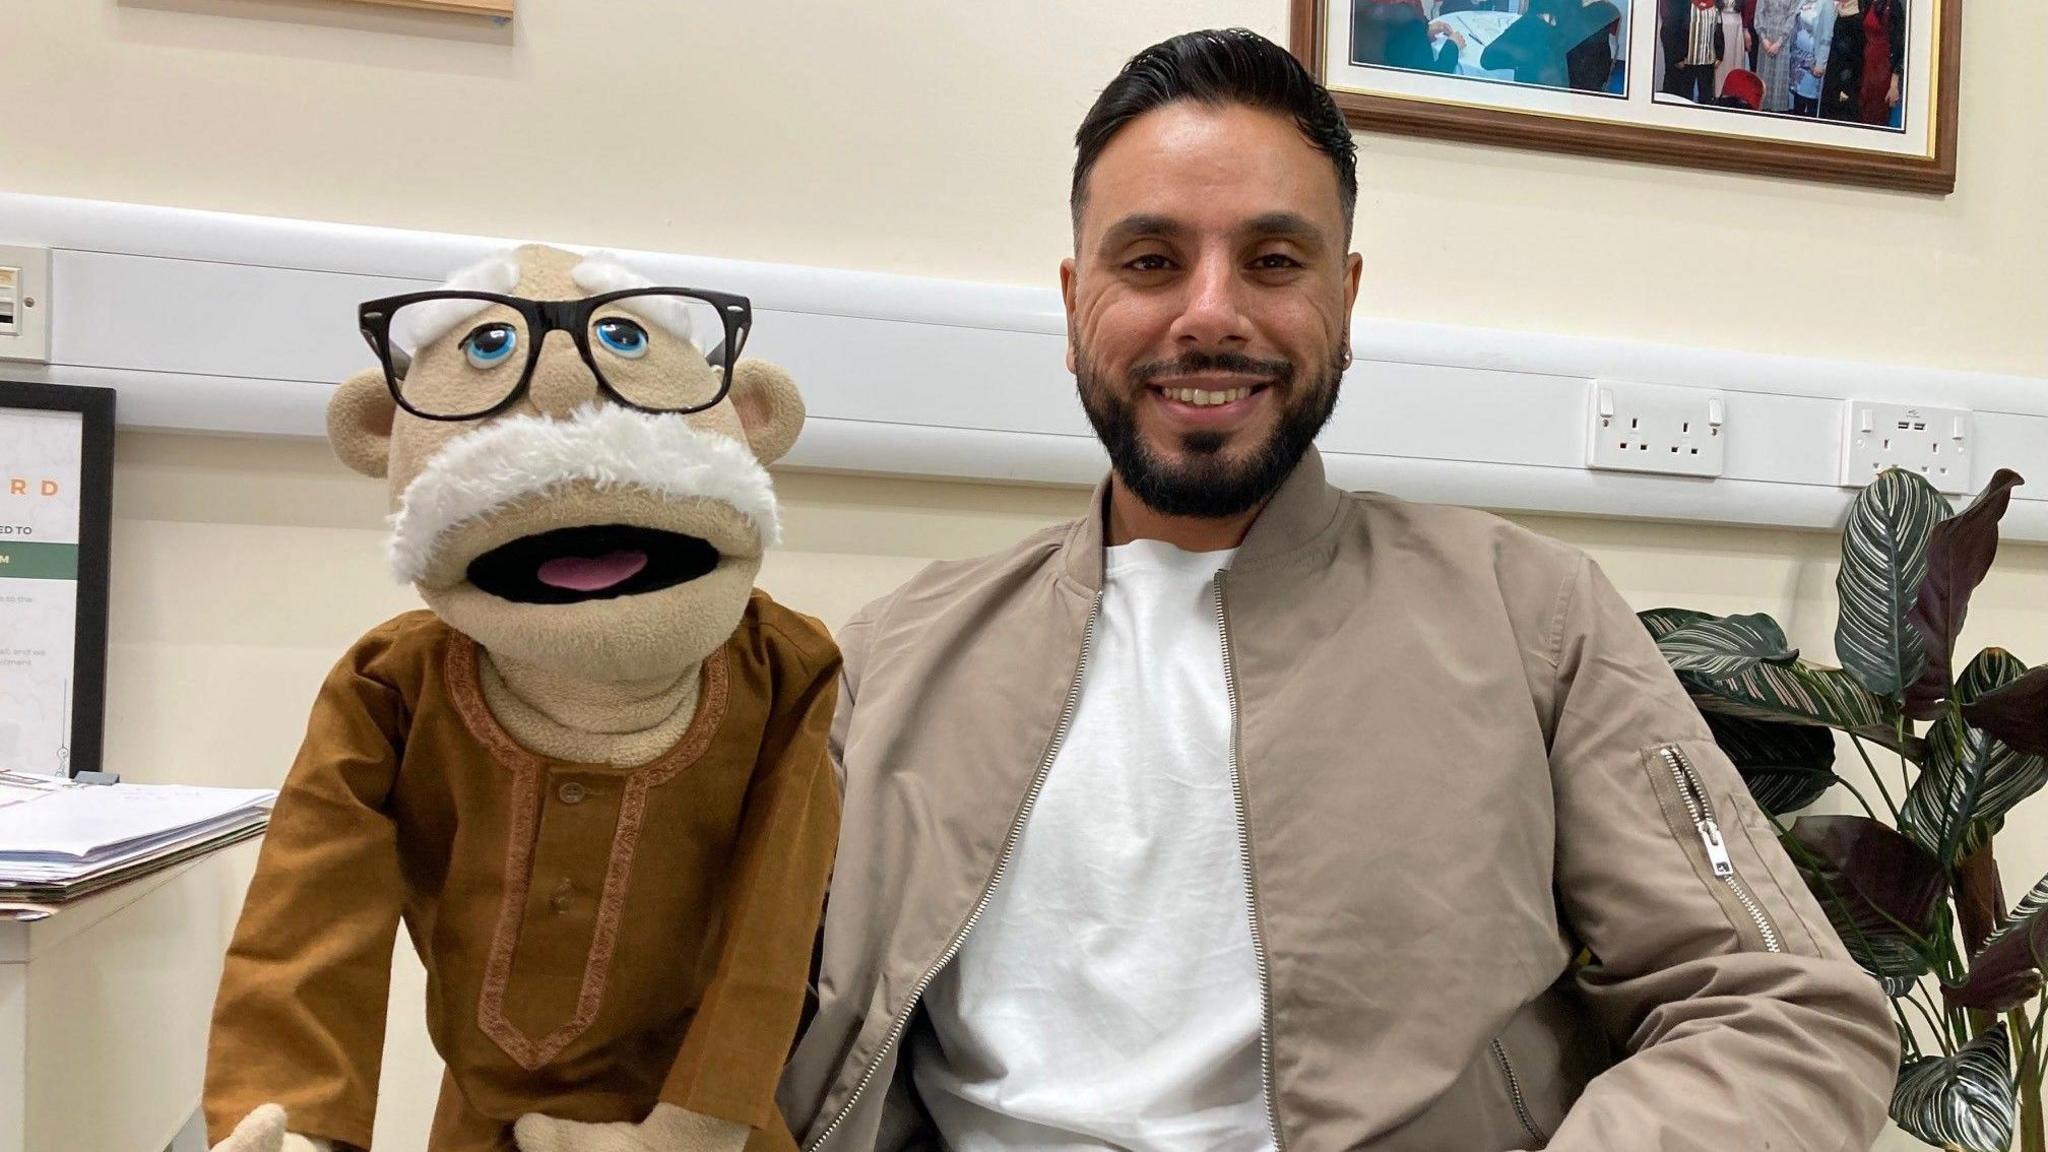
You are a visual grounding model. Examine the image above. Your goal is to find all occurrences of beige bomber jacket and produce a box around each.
[778,448,1898,1152]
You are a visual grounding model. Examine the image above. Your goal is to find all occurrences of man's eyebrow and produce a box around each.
[1097,214,1184,253]
[1243,212,1325,244]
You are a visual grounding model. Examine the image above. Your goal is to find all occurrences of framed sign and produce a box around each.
[0,382,114,779]
[1291,0,1961,193]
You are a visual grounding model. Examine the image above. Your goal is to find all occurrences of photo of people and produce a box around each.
[1349,0,1631,97]
[1654,0,1908,128]
[1310,0,1955,191]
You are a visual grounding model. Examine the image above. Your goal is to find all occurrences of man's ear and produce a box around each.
[327,368,396,478]
[728,360,805,467]
[1060,257,1079,375]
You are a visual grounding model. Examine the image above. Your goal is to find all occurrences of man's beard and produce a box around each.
[1076,347,1343,519]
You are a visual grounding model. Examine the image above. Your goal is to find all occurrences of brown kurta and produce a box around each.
[205,592,841,1152]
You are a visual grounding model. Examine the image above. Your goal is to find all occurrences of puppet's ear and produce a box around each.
[728,360,805,467]
[328,368,396,479]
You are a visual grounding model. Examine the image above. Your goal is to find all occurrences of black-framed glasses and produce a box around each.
[356,287,753,421]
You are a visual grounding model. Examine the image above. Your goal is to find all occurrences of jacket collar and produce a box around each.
[1059,446,1344,592]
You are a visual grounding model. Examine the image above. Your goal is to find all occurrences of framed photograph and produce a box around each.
[324,0,512,14]
[0,382,115,779]
[1290,0,1960,193]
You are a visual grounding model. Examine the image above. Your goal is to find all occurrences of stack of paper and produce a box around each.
[0,771,274,902]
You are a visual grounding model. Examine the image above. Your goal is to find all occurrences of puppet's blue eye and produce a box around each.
[462,323,519,368]
[594,318,650,359]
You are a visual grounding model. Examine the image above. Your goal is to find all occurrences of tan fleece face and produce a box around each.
[328,244,805,683]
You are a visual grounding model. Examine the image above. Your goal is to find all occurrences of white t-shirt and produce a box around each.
[911,538,1274,1152]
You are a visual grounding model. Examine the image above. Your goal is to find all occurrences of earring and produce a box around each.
[1340,347,1353,370]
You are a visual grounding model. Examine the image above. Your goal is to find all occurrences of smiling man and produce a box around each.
[779,28,1897,1152]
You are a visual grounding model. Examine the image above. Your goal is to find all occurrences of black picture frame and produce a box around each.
[0,380,115,779]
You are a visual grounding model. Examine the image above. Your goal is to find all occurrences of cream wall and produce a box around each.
[5,1,2046,1149]
[4,0,2046,375]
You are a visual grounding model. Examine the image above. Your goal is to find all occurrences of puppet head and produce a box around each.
[327,245,803,684]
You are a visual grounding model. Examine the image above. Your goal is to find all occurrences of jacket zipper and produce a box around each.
[1659,744,1783,954]
[803,594,1103,1152]
[1215,571,1287,1152]
[1489,1038,1549,1145]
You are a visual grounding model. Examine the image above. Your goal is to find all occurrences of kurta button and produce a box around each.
[558,782,588,805]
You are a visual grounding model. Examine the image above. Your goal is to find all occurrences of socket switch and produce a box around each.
[1587,380,1727,478]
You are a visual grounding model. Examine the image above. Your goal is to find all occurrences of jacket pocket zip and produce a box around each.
[1215,571,1285,1152]
[1489,1037,1549,1146]
[1658,744,1783,954]
[804,594,1102,1152]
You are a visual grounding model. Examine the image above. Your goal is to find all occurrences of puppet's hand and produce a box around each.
[211,1105,285,1152]
[515,1104,747,1152]
[209,1105,337,1152]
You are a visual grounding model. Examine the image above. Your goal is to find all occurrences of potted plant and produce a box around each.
[1639,467,2047,1152]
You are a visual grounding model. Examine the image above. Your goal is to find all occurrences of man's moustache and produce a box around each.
[1128,352,1294,387]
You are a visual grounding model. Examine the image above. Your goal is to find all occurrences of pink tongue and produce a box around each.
[536,550,649,592]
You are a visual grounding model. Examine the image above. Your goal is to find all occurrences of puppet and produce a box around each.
[203,245,839,1152]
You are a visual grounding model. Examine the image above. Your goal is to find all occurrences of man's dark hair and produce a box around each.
[1071,28,1359,235]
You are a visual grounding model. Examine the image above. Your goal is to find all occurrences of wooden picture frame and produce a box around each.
[332,0,512,16]
[1290,0,1961,193]
[0,381,115,779]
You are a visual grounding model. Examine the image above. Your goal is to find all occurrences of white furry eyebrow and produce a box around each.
[383,249,710,358]
[572,255,705,348]
[388,253,521,352]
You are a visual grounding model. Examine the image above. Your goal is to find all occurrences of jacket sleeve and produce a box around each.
[203,638,409,1151]
[1540,554,1899,1152]
[661,641,843,1132]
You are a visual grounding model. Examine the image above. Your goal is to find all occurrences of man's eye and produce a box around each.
[1125,254,1174,272]
[1252,253,1304,270]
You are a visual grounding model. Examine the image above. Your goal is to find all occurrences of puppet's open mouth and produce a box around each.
[465,524,720,605]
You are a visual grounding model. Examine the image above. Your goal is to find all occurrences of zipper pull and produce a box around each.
[1696,818,1734,877]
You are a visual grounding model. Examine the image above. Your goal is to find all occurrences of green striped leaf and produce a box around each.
[1686,659,1916,756]
[1657,613,1799,680]
[1705,713,1836,816]
[1902,649,2048,863]
[1889,1022,2017,1152]
[1835,468,1949,701]
[1880,974,1920,998]
[1638,607,1716,641]
[1955,814,2005,864]
[1962,665,2048,758]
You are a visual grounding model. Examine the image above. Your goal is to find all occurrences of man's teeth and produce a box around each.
[1162,386,1255,407]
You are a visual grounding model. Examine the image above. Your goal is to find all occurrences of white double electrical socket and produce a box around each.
[0,244,50,363]
[1586,380,1727,478]
[1840,401,1972,495]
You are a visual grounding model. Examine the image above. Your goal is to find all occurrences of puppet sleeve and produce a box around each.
[203,627,411,1151]
[658,633,842,1132]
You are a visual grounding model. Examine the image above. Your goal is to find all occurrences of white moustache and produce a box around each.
[386,403,781,586]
